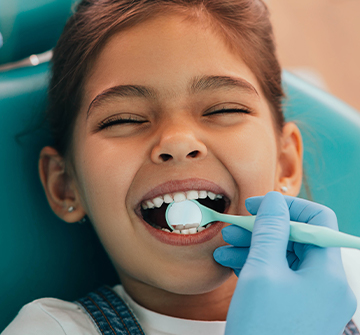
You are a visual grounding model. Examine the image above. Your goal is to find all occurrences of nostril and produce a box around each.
[187,150,199,158]
[160,153,172,162]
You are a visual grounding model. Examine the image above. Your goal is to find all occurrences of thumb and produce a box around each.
[247,191,290,267]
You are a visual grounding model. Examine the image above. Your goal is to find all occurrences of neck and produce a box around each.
[119,273,238,321]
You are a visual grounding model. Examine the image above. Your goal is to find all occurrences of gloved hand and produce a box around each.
[213,195,300,276]
[214,191,356,335]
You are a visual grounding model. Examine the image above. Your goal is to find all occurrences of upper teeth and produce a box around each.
[141,190,223,210]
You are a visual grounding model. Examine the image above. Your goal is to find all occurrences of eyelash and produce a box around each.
[97,108,251,130]
[97,116,147,130]
[205,107,251,116]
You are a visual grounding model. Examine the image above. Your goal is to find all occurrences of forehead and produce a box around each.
[82,13,267,109]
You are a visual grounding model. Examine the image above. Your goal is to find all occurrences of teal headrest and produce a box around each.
[0,63,118,331]
[0,0,78,64]
[282,71,360,237]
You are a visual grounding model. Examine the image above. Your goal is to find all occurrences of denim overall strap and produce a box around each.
[344,320,360,335]
[76,286,145,335]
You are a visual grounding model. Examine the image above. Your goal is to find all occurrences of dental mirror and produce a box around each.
[165,199,360,249]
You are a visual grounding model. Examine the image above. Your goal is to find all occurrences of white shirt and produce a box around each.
[2,248,360,335]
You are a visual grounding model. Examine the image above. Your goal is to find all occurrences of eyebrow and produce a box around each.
[87,75,259,118]
[189,75,259,97]
[87,85,156,118]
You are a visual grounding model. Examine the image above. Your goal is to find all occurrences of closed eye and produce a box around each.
[205,107,251,116]
[97,115,148,130]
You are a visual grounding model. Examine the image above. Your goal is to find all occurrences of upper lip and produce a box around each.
[135,178,231,210]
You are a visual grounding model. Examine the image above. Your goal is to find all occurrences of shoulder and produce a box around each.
[1,298,97,335]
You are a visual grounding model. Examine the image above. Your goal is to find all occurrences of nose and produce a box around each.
[150,124,208,164]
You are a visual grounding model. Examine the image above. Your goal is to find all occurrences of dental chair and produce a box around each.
[0,62,119,331]
[0,0,78,65]
[1,29,360,331]
[0,0,119,330]
[283,71,360,232]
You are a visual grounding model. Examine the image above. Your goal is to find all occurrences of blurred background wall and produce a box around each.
[267,0,360,111]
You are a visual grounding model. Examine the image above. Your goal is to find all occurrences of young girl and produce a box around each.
[3,0,359,334]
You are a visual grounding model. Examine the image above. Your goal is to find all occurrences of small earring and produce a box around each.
[78,217,87,224]
[280,186,288,193]
[68,206,75,213]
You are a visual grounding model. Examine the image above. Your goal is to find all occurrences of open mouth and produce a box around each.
[140,190,229,234]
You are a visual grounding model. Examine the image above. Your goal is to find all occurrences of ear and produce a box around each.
[39,146,86,223]
[275,122,303,196]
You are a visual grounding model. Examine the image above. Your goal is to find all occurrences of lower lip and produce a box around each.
[140,217,225,246]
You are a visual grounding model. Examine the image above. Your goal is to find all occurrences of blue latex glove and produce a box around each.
[213,199,298,276]
[214,191,356,334]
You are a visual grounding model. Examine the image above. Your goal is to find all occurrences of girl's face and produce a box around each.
[61,14,302,296]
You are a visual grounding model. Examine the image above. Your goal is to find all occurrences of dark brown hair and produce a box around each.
[47,0,284,159]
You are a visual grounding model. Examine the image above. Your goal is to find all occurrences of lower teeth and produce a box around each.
[157,224,211,234]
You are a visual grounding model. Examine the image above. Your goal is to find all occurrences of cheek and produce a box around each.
[212,122,278,199]
[74,136,146,220]
[72,136,152,270]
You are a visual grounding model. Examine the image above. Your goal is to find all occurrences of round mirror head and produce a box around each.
[165,200,202,230]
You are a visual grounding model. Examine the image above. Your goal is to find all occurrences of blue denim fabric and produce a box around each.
[344,320,360,335]
[76,285,359,335]
[76,286,145,335]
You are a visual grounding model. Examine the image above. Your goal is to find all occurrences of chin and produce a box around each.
[152,261,235,295]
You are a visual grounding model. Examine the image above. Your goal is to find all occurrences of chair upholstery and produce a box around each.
[283,71,360,237]
[0,64,360,331]
[0,63,118,331]
[0,0,77,64]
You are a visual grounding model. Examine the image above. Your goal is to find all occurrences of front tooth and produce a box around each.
[188,228,197,234]
[185,223,199,229]
[197,227,205,232]
[153,197,164,208]
[207,191,216,200]
[172,230,181,234]
[199,190,207,199]
[174,224,185,230]
[146,200,155,209]
[174,192,186,202]
[163,194,173,204]
[181,229,190,234]
[186,190,199,200]
[141,203,148,210]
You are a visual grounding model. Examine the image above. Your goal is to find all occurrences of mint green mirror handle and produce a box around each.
[198,201,360,249]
